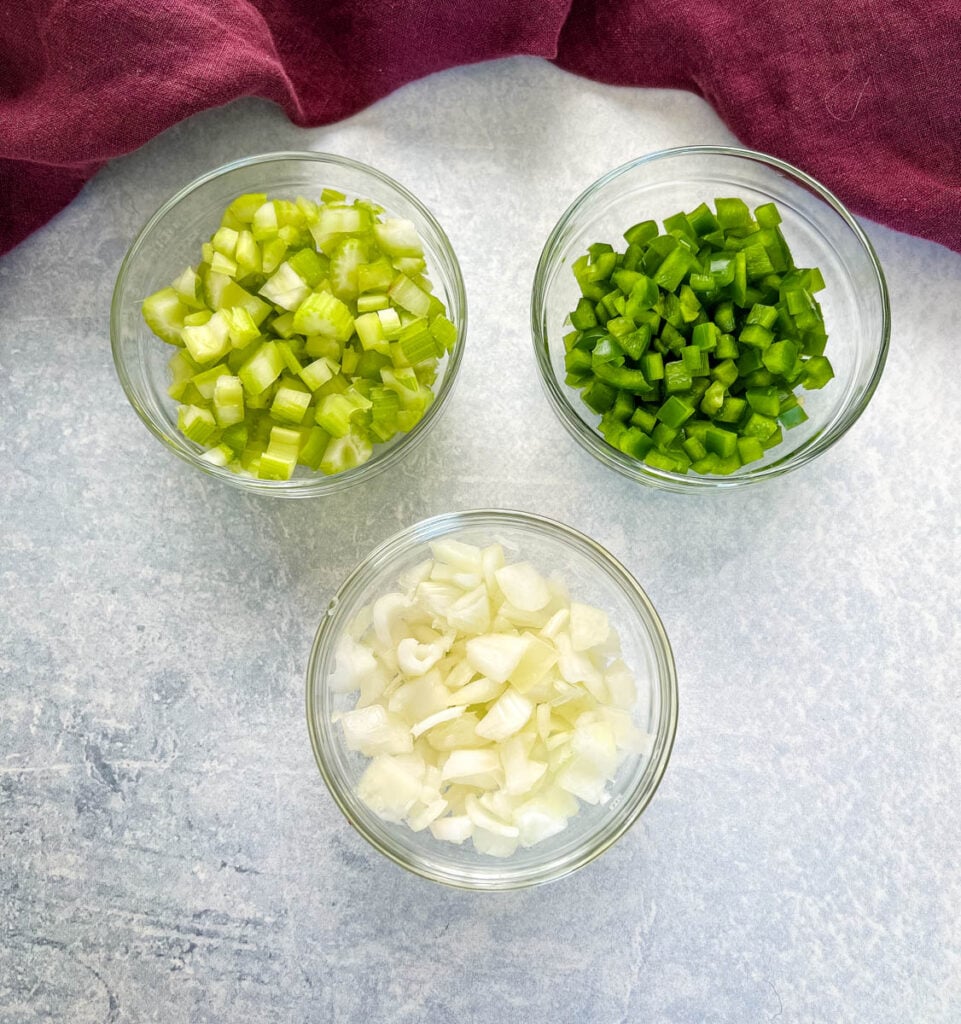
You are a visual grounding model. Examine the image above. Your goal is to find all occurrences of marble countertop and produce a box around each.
[2,57,960,1024]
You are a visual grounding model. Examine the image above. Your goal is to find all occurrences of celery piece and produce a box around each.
[357,293,389,313]
[238,341,284,396]
[330,237,366,301]
[222,306,260,349]
[319,432,374,475]
[259,261,310,311]
[258,425,301,480]
[295,358,333,393]
[235,230,261,274]
[212,375,245,426]
[228,193,267,224]
[178,404,218,445]
[388,274,431,318]
[292,290,354,340]
[355,258,393,294]
[191,363,232,400]
[142,288,190,346]
[271,383,311,424]
[182,311,231,365]
[277,340,303,374]
[429,314,457,353]
[398,319,439,365]
[261,238,287,275]
[316,393,361,438]
[167,350,201,400]
[376,307,403,339]
[199,443,234,467]
[354,311,390,354]
[373,218,424,258]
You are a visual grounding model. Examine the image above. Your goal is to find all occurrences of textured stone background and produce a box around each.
[2,58,960,1024]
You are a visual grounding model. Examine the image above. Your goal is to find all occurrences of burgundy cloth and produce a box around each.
[1,0,959,258]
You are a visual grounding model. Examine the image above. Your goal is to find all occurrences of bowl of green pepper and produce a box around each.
[530,146,890,491]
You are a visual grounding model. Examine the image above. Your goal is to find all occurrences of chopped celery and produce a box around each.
[562,197,831,476]
[141,186,457,477]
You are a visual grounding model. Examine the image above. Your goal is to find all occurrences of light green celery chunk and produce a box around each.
[299,357,335,391]
[178,404,217,444]
[357,293,389,313]
[341,346,360,376]
[296,196,320,223]
[330,237,366,301]
[238,341,284,396]
[213,375,245,426]
[171,267,205,309]
[212,227,238,257]
[354,311,390,354]
[357,259,394,294]
[315,390,371,438]
[211,280,272,325]
[298,425,331,469]
[167,349,201,400]
[277,340,303,374]
[429,314,457,352]
[182,310,211,327]
[373,218,423,258]
[191,363,232,400]
[181,310,231,364]
[261,238,287,274]
[271,383,311,424]
[319,432,373,475]
[394,256,427,278]
[287,247,327,286]
[398,319,438,364]
[209,252,238,278]
[270,311,297,339]
[227,193,268,224]
[376,306,403,339]
[142,287,190,345]
[251,201,279,241]
[292,290,354,340]
[313,205,371,239]
[388,274,431,317]
[222,306,260,348]
[235,230,261,274]
[200,443,234,467]
[380,365,418,398]
[258,425,301,480]
[259,261,310,311]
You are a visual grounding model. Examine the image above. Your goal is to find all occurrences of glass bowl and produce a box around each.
[306,509,678,890]
[111,152,467,497]
[531,146,890,492]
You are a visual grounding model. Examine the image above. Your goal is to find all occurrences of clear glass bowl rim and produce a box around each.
[110,150,468,497]
[305,507,679,890]
[530,144,891,492]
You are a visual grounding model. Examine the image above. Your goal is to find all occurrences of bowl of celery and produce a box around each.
[531,146,889,491]
[112,152,467,496]
[306,509,678,889]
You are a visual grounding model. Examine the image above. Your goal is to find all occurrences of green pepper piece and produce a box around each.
[656,395,695,429]
[570,297,598,330]
[624,220,658,247]
[802,355,835,389]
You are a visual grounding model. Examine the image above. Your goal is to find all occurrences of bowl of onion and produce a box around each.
[306,509,678,889]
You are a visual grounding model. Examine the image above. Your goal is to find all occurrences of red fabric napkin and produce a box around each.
[1,0,959,258]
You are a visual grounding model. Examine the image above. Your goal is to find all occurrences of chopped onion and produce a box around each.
[331,543,650,856]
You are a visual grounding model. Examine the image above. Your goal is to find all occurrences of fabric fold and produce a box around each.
[0,0,958,257]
